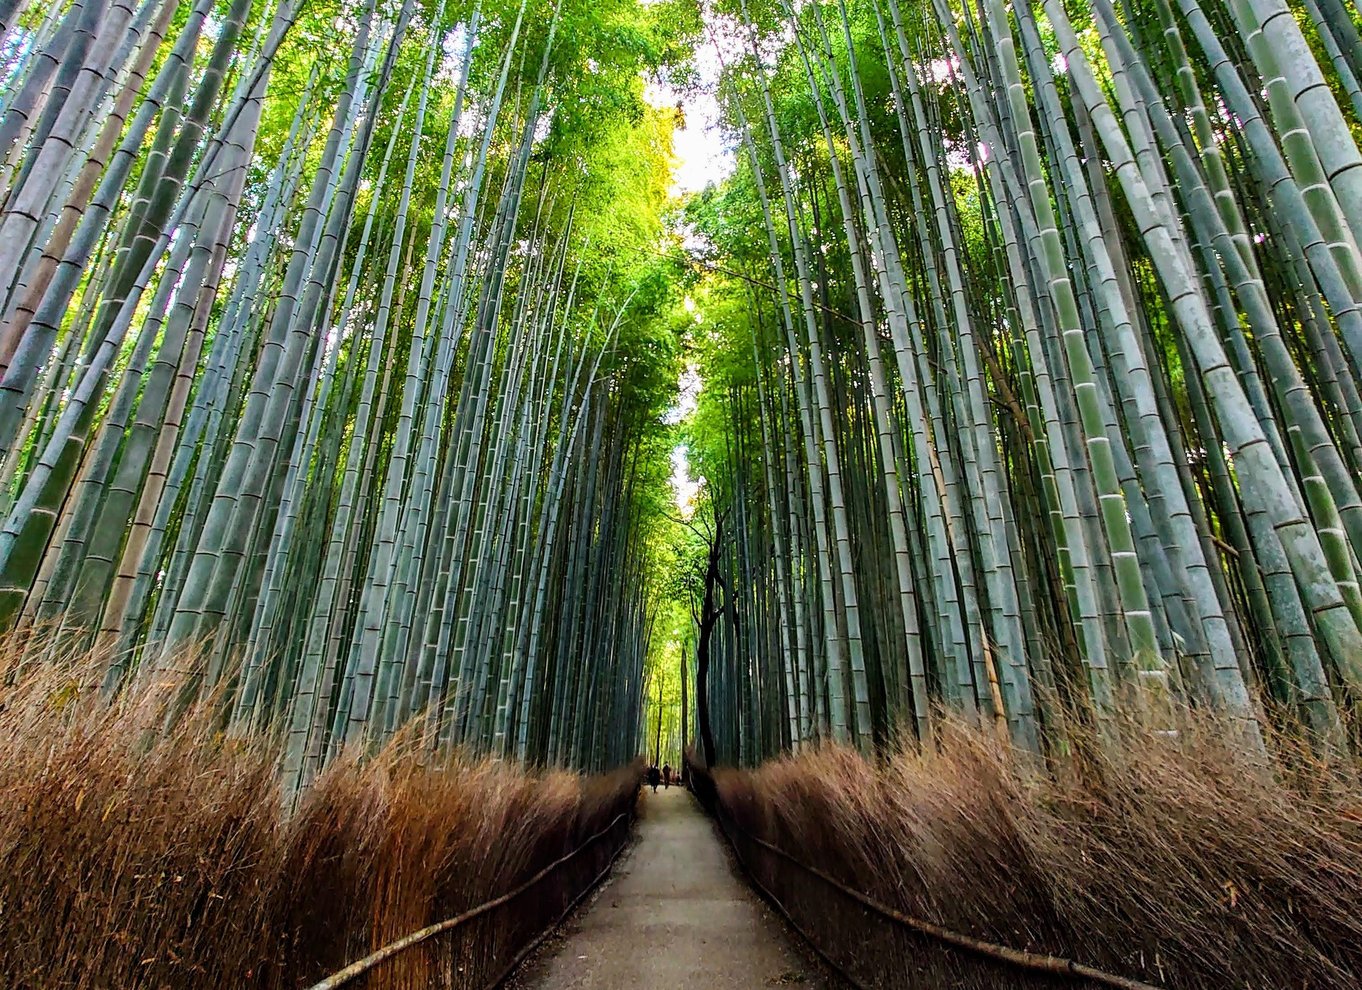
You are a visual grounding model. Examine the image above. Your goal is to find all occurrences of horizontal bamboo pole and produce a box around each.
[303,809,632,990]
[717,809,1164,990]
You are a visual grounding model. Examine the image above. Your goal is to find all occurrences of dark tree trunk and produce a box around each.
[680,633,690,781]
[654,687,663,765]
[696,512,727,769]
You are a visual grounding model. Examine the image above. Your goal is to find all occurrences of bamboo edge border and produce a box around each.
[712,804,1165,990]
[302,808,634,990]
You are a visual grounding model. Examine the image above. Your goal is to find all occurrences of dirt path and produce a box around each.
[513,785,839,989]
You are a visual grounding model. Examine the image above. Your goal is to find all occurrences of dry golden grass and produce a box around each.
[0,635,638,989]
[703,717,1362,989]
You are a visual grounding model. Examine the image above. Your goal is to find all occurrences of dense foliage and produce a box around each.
[6,0,1362,778]
[0,0,698,779]
[8,0,1362,983]
[678,0,1362,765]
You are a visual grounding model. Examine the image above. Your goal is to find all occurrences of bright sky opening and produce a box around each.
[644,35,734,196]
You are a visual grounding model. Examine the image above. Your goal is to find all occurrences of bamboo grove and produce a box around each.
[683,0,1362,765]
[0,0,698,781]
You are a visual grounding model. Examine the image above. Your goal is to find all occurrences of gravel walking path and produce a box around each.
[513,785,839,989]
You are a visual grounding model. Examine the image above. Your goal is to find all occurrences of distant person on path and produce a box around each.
[647,765,661,793]
[662,763,672,788]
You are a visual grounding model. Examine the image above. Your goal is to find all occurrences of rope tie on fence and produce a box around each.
[302,810,632,990]
[715,810,1164,990]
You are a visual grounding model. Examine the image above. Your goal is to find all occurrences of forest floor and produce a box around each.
[510,785,843,989]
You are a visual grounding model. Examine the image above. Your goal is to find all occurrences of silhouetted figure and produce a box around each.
[662,763,673,788]
[647,765,661,793]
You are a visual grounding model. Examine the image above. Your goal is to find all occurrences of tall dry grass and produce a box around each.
[704,718,1362,989]
[0,637,638,989]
